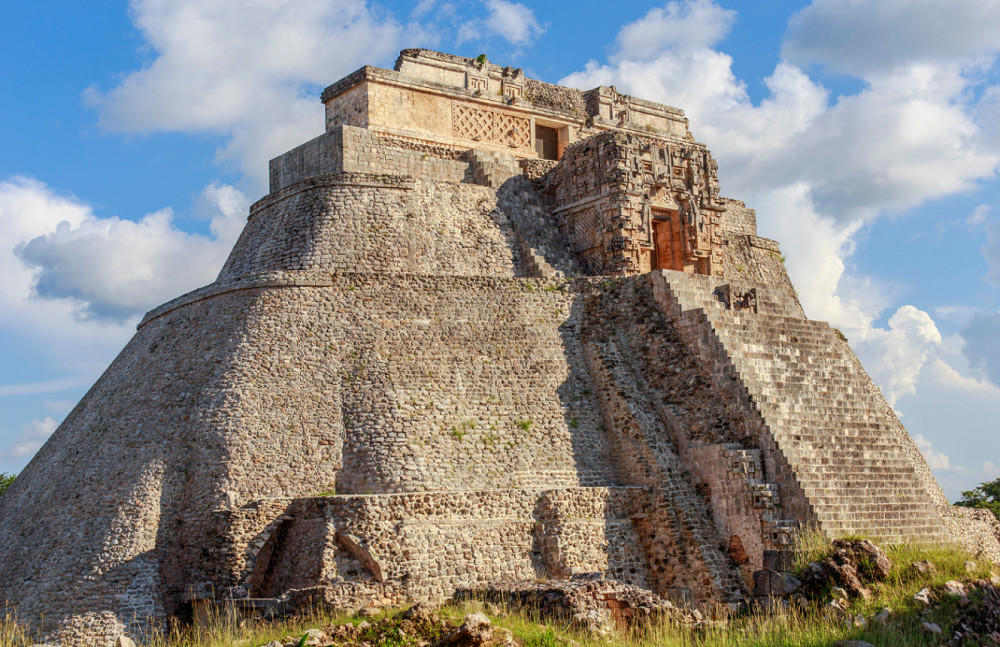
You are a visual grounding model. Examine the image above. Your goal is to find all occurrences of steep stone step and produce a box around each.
[648,270,953,545]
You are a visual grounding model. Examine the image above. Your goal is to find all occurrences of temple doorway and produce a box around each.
[650,214,675,271]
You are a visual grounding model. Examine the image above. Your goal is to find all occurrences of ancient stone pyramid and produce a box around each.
[2,50,998,644]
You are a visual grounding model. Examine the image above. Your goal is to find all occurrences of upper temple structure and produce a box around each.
[2,49,998,645]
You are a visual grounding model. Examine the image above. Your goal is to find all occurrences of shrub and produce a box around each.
[0,473,14,498]
[954,476,1000,520]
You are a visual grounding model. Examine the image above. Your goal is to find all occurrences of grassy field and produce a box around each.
[1,536,995,647]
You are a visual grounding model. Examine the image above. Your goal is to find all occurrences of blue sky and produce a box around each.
[1,0,999,500]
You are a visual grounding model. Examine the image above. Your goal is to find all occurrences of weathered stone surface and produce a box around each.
[0,48,996,645]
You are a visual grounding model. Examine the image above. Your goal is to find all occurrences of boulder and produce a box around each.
[913,587,932,606]
[440,612,494,647]
[403,602,440,626]
[923,622,942,635]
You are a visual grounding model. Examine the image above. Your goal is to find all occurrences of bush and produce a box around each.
[954,476,1000,520]
[0,473,14,498]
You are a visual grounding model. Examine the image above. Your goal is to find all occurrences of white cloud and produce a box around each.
[855,305,942,406]
[483,0,544,45]
[0,174,248,470]
[0,418,59,462]
[914,433,951,469]
[85,0,416,190]
[611,0,734,62]
[783,0,1000,76]
[559,0,1000,400]
[934,461,1000,502]
[15,181,247,323]
[967,203,991,227]
[559,2,1000,504]
[0,177,132,364]
[457,0,545,47]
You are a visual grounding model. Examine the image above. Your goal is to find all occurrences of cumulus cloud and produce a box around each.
[611,0,734,61]
[0,176,129,357]
[85,0,417,190]
[558,2,1000,502]
[0,418,59,462]
[914,433,951,469]
[458,0,545,46]
[783,0,1000,76]
[559,0,1000,389]
[854,305,942,406]
[14,181,247,322]
[2,176,245,329]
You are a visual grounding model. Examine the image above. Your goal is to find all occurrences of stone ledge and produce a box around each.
[250,171,415,218]
[138,272,580,330]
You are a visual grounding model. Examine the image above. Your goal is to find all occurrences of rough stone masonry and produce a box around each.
[1,49,998,645]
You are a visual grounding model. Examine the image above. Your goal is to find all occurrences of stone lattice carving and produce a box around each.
[453,103,530,149]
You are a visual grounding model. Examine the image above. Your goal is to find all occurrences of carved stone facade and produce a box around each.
[0,49,997,646]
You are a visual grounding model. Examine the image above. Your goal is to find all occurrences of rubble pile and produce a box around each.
[454,579,701,634]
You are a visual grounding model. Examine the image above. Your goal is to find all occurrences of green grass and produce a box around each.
[0,542,993,647]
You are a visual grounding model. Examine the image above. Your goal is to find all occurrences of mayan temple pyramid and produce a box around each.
[2,50,998,644]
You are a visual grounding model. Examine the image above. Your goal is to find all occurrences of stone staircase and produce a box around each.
[464,149,580,279]
[582,333,747,604]
[498,176,580,279]
[650,270,951,545]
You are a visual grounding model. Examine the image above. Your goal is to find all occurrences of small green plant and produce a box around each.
[569,417,580,428]
[0,473,14,498]
[516,419,533,431]
[475,53,487,65]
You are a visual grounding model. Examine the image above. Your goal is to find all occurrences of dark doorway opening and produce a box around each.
[535,125,559,160]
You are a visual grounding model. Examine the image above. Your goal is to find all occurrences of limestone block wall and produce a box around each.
[218,488,653,604]
[715,234,801,300]
[323,69,556,162]
[141,273,620,496]
[324,79,369,131]
[0,283,274,641]
[685,444,778,576]
[220,174,520,281]
[269,126,471,194]
[719,198,756,236]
